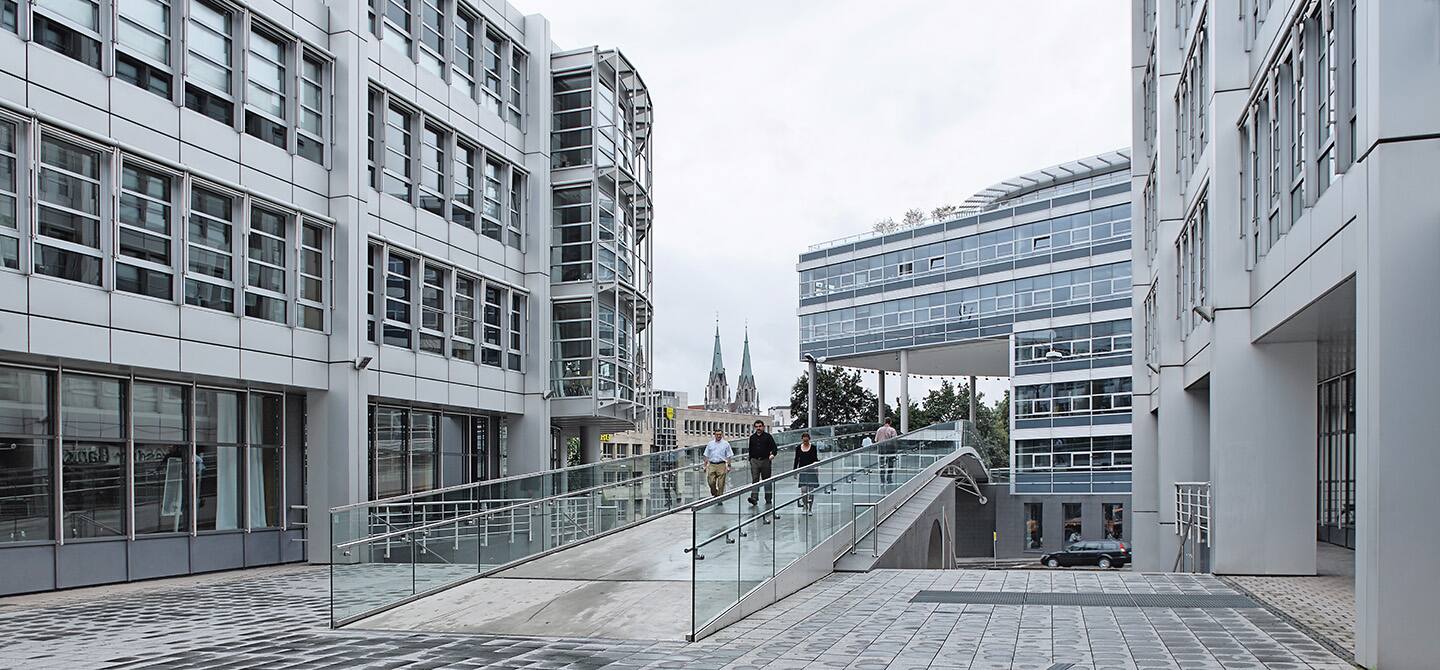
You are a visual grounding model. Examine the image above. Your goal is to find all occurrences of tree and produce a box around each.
[902,208,926,228]
[931,204,959,221]
[871,217,898,234]
[788,367,878,429]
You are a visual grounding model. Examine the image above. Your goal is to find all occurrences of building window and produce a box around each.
[418,123,447,216]
[366,242,380,341]
[132,381,189,535]
[552,71,593,169]
[1015,378,1133,419]
[507,169,524,248]
[1177,197,1208,334]
[481,157,503,242]
[186,185,236,312]
[245,206,288,323]
[186,0,235,125]
[481,28,503,114]
[383,251,413,348]
[453,275,476,361]
[33,0,103,69]
[116,161,175,300]
[481,283,503,367]
[383,103,413,200]
[35,134,104,286]
[1013,320,1132,366]
[245,28,288,149]
[552,301,592,397]
[1024,502,1043,550]
[297,221,326,330]
[2,0,17,33]
[60,374,127,538]
[0,119,21,271]
[247,393,283,528]
[297,54,327,164]
[1062,502,1082,544]
[116,0,174,97]
[451,142,476,228]
[452,9,477,96]
[0,367,54,543]
[508,294,524,371]
[1103,502,1125,540]
[508,49,525,127]
[366,88,379,189]
[552,185,593,282]
[195,388,242,531]
[419,263,446,355]
[381,0,412,53]
[417,0,444,76]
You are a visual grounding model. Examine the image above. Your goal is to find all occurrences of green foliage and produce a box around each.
[788,367,882,429]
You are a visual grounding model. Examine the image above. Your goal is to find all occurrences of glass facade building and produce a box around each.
[798,150,1134,501]
[0,0,653,593]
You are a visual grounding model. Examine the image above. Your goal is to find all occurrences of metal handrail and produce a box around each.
[334,429,873,549]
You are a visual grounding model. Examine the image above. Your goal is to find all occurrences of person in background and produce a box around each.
[745,420,778,511]
[875,417,898,485]
[794,432,819,515]
[703,429,733,498]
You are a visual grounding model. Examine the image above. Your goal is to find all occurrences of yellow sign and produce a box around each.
[599,433,611,442]
[665,407,675,420]
[993,531,997,542]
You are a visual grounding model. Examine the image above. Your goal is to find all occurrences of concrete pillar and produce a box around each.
[1209,324,1315,576]
[580,426,600,464]
[968,375,977,424]
[899,350,910,433]
[1142,366,1207,572]
[806,358,817,429]
[1129,392,1161,572]
[877,371,886,424]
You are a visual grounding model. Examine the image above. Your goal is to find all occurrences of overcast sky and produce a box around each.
[513,0,1132,410]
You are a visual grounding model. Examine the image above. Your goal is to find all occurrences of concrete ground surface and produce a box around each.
[1225,543,1356,663]
[0,564,1354,669]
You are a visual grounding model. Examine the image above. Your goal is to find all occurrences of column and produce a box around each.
[899,349,910,433]
[580,426,601,464]
[877,371,886,424]
[968,375,977,423]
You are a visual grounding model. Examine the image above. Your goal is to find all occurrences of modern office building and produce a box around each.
[1132,1,1440,665]
[797,150,1134,556]
[0,0,652,594]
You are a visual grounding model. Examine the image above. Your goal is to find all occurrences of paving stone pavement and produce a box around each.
[0,566,1355,669]
[1225,574,1355,663]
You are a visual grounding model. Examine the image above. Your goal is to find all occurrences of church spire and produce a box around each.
[739,328,754,380]
[705,319,730,411]
[734,326,759,414]
[710,321,725,375]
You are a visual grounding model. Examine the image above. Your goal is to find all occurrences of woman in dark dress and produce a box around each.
[794,432,819,515]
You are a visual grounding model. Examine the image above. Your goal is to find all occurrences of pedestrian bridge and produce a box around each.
[328,421,988,641]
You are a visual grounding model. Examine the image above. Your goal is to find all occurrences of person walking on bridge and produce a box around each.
[794,432,819,515]
[746,420,778,512]
[875,417,898,485]
[703,429,734,498]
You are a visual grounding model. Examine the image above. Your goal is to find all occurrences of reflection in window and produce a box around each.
[0,120,20,270]
[61,374,126,538]
[1103,502,1125,540]
[247,393,283,528]
[0,367,54,542]
[36,134,104,285]
[133,382,189,534]
[1063,502,1082,544]
[1024,502,1043,550]
[195,388,242,531]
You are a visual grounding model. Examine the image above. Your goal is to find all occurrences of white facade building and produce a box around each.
[1132,0,1440,665]
[0,0,652,593]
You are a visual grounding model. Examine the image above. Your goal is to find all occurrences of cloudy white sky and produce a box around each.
[514,0,1132,410]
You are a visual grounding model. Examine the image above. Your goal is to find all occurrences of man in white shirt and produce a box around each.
[703,429,734,497]
[875,418,898,485]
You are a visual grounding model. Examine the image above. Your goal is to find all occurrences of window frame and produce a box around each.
[114,156,180,301]
[184,180,240,314]
[114,0,177,98]
[296,219,327,331]
[243,24,291,150]
[34,129,109,288]
[184,0,238,126]
[243,203,290,324]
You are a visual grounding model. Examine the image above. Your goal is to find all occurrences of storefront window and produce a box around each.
[1024,502,1043,550]
[247,393,283,528]
[132,382,189,534]
[410,411,437,493]
[1063,502,1082,545]
[1103,502,1125,540]
[61,374,126,538]
[196,389,242,531]
[0,367,53,542]
[371,406,406,499]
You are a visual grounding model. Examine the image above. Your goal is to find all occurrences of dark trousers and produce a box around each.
[747,458,773,504]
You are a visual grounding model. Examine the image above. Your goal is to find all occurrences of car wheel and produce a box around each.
[1046,558,1060,568]
[1098,557,1112,569]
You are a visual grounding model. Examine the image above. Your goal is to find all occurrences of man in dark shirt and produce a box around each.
[746,420,778,508]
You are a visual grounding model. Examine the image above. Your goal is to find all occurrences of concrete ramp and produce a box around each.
[834,476,958,572]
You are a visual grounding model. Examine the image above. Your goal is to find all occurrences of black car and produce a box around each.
[1040,539,1131,569]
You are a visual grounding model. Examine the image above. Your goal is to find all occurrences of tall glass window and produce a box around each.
[247,393,283,528]
[186,185,235,312]
[481,284,503,367]
[418,124,446,216]
[481,29,503,114]
[383,104,413,200]
[245,29,288,149]
[61,374,126,538]
[451,142,475,229]
[551,185,592,282]
[383,252,413,347]
[0,120,20,270]
[297,221,326,331]
[507,170,524,248]
[1317,372,1356,548]
[508,50,525,127]
[481,157,503,242]
[410,411,437,493]
[1062,502,1082,544]
[370,406,406,499]
[117,161,175,300]
[453,275,476,362]
[419,263,446,355]
[551,301,592,397]
[417,0,444,76]
[551,72,593,169]
[132,381,188,534]
[186,0,234,124]
[116,0,173,97]
[1103,502,1125,540]
[452,9,477,96]
[1024,502,1044,550]
[297,54,326,164]
[245,206,288,323]
[195,388,242,531]
[35,134,103,285]
[0,367,54,542]
[381,0,412,53]
[508,295,524,371]
[32,0,103,68]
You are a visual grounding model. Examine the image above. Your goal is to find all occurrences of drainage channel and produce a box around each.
[909,590,1260,608]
